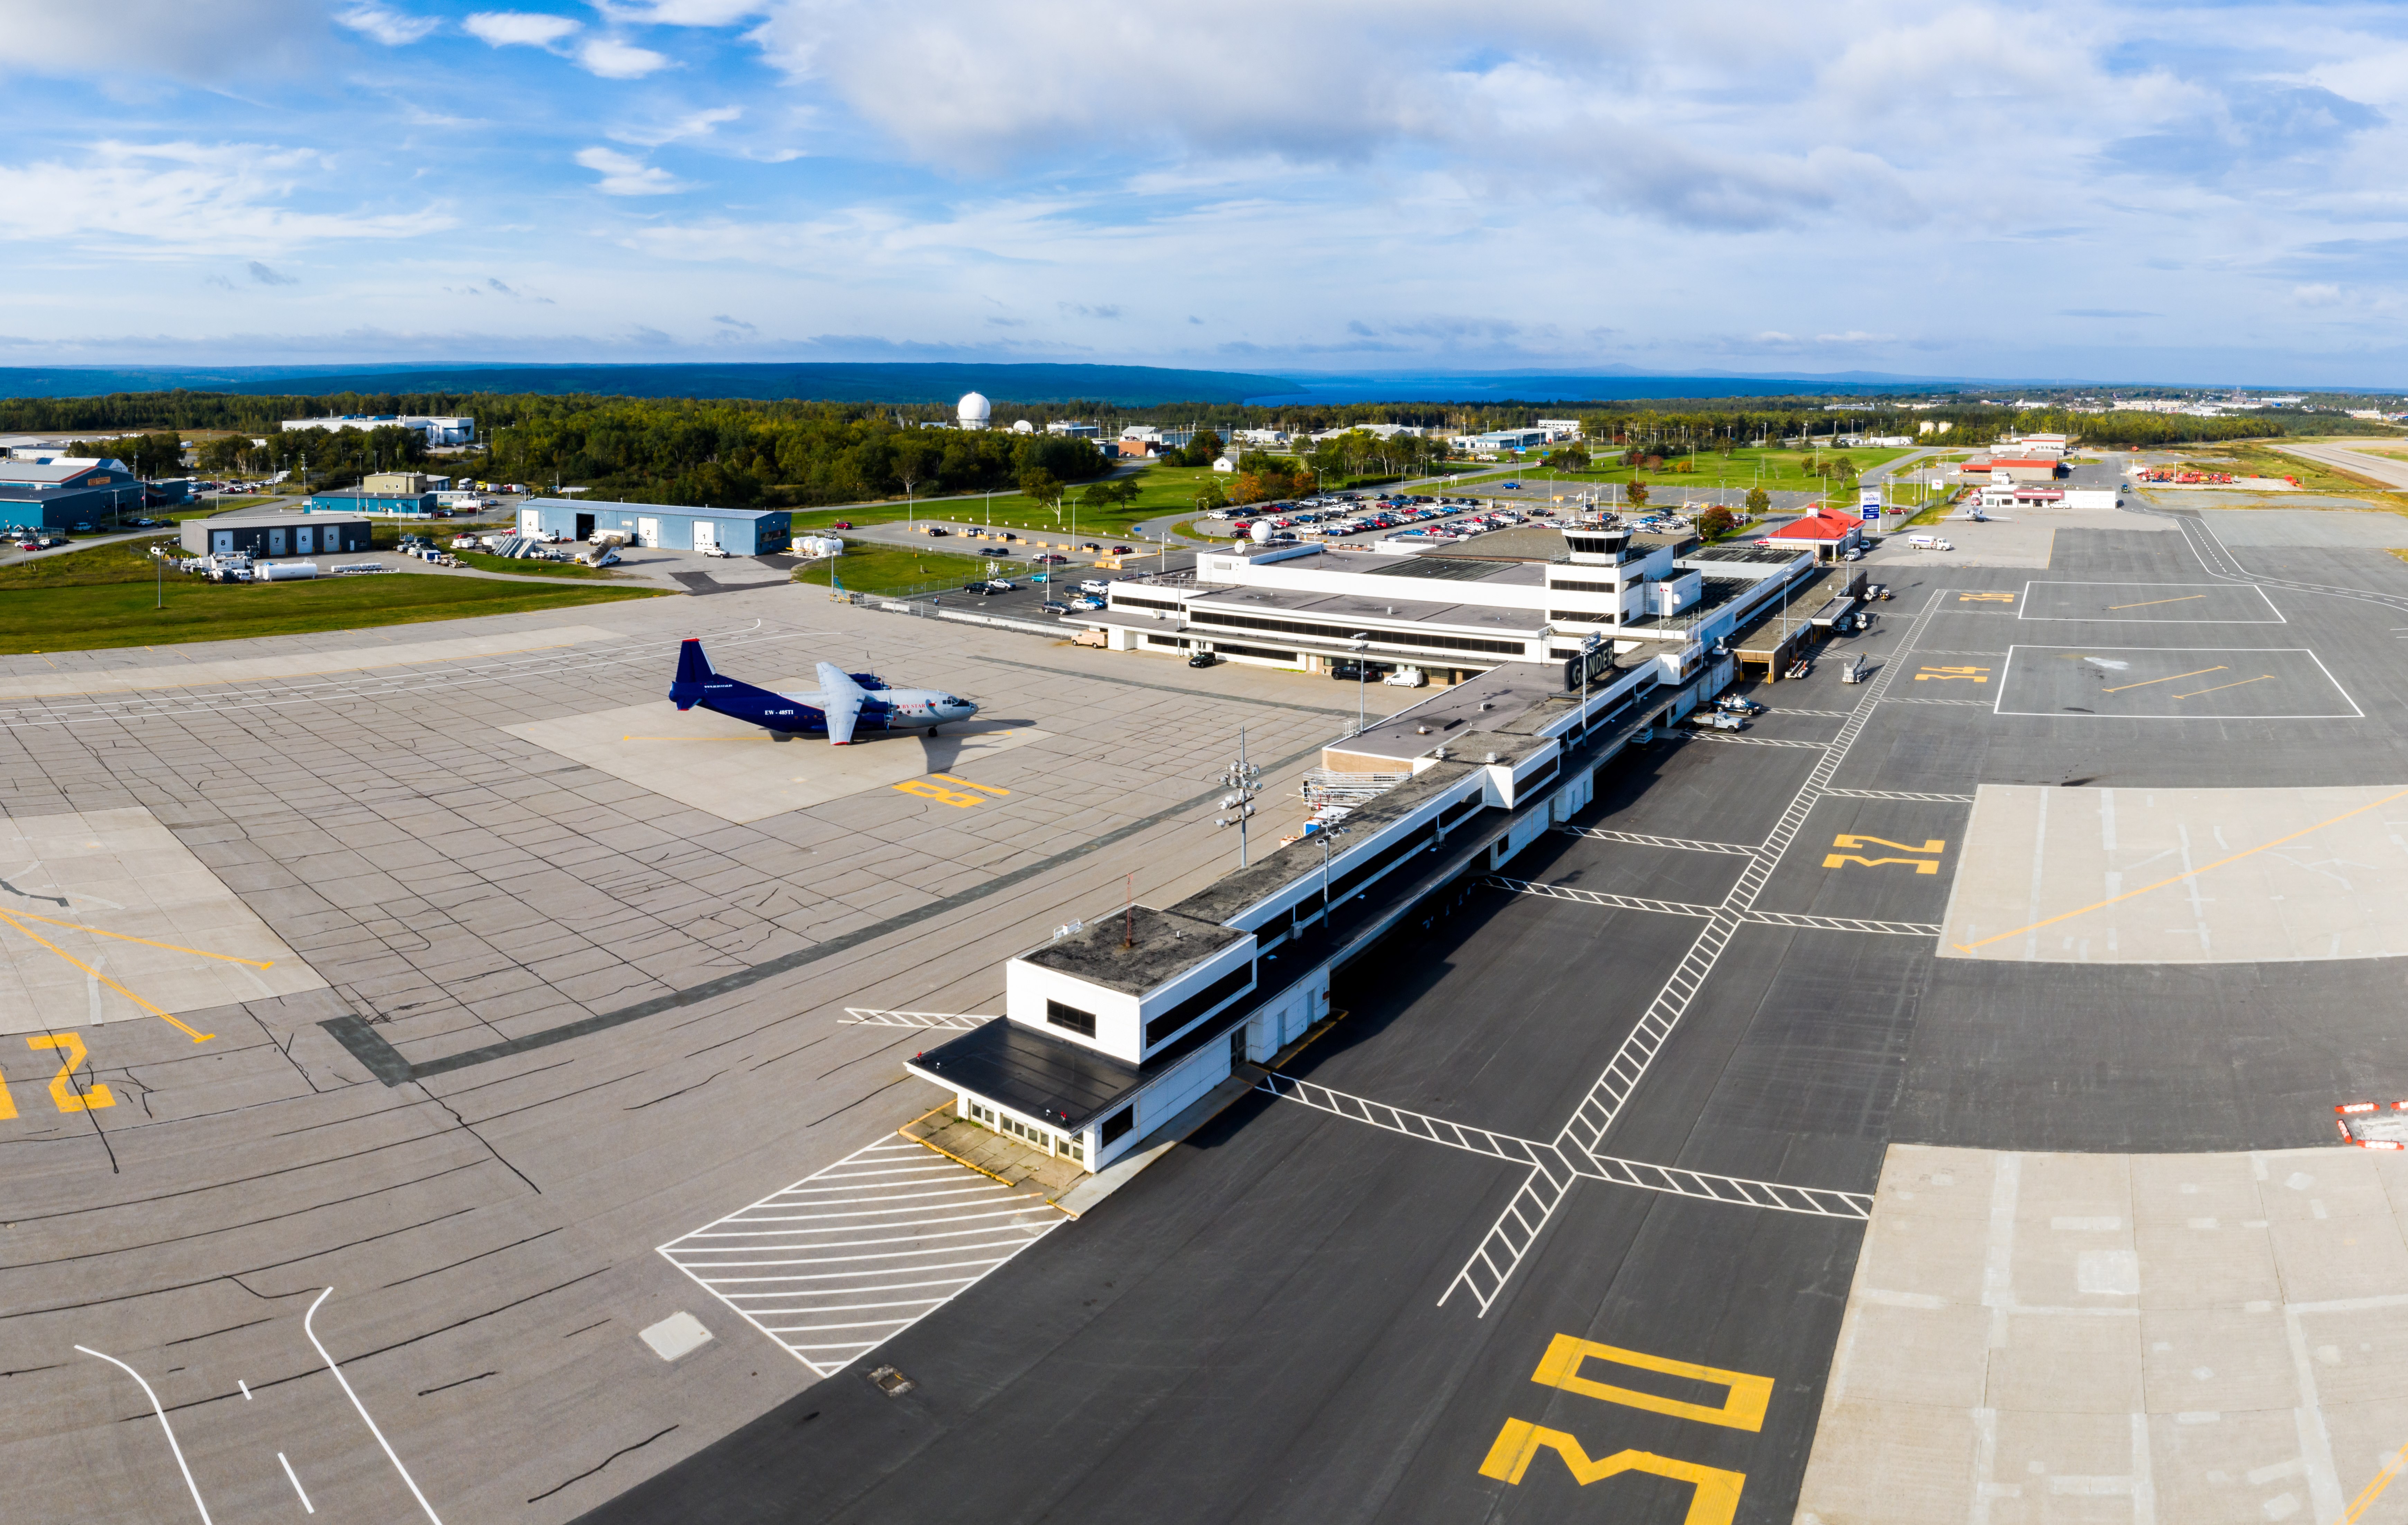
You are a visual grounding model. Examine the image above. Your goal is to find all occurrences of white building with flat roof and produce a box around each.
[281,414,474,447]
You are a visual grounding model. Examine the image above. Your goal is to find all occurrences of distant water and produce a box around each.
[1244,374,1943,405]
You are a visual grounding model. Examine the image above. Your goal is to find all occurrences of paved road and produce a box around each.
[2271,439,2408,490]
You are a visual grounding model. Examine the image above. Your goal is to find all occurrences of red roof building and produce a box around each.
[1766,508,1863,561]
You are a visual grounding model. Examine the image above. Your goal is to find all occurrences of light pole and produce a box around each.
[1214,730,1263,867]
[1579,630,1603,739]
[1317,825,1354,925]
[1350,632,1370,734]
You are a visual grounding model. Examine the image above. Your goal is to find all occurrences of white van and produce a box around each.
[1382,667,1428,688]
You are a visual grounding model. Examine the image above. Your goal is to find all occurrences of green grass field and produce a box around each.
[0,536,662,655]
[792,539,998,596]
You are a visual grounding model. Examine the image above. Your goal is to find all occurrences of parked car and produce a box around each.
[926,526,950,536]
[71,522,94,533]
[1040,600,1071,613]
[701,543,732,557]
[832,520,853,530]
[1382,667,1428,687]
[984,579,1017,592]
[1034,553,1069,564]
[1110,544,1134,555]
[1188,650,1221,668]
[1079,541,1102,552]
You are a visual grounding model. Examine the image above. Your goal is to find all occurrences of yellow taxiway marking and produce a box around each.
[1915,666,1990,683]
[2176,674,2274,699]
[0,910,273,968]
[893,779,988,808]
[1953,785,2408,955]
[0,908,215,1042]
[1833,834,1945,856]
[29,1033,113,1111]
[2103,665,2226,693]
[2107,593,2208,610]
[928,774,1010,796]
[2338,1437,2408,1524]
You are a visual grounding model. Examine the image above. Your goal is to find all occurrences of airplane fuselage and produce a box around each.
[670,640,978,743]
[773,686,978,735]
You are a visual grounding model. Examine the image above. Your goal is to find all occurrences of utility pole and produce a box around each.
[1214,730,1263,867]
[1350,632,1370,733]
[1317,825,1353,924]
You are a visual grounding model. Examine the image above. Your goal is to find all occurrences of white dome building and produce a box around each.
[1011,419,1034,434]
[956,391,992,430]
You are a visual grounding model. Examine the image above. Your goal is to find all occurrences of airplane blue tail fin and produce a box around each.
[670,638,713,709]
[670,637,823,732]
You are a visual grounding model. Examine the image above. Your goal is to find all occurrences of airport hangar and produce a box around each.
[515,497,794,555]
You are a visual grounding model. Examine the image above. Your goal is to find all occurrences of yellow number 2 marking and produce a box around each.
[1914,665,1990,682]
[893,779,985,808]
[28,1033,113,1113]
[1478,1423,1743,1523]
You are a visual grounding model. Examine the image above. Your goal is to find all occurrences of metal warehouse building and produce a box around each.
[515,498,792,555]
[181,509,373,558]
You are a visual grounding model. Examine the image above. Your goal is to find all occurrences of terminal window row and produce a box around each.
[1186,609,1527,657]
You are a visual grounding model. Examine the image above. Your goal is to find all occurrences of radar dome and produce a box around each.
[956,391,992,429]
[1250,519,1273,544]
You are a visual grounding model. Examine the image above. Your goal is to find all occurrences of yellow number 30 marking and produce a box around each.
[28,1033,113,1113]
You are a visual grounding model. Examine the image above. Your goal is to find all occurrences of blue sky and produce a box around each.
[7,0,2408,385]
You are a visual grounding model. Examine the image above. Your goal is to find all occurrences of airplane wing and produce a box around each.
[815,662,867,746]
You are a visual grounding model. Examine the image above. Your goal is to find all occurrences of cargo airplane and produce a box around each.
[670,638,978,744]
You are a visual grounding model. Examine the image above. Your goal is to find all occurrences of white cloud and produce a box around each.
[578,35,673,77]
[610,106,741,147]
[0,141,453,251]
[464,10,582,48]
[574,146,688,194]
[337,4,440,45]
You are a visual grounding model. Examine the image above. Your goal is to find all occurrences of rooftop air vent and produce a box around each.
[1417,725,1432,734]
[1484,751,1500,764]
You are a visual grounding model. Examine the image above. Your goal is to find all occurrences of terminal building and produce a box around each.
[281,414,475,447]
[514,497,793,555]
[912,522,1871,1175]
[907,629,1696,1175]
[1067,523,1817,686]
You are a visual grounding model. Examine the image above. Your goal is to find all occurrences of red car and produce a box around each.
[1111,544,1134,555]
[833,520,853,530]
